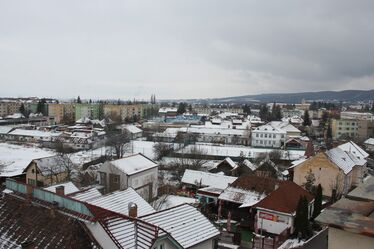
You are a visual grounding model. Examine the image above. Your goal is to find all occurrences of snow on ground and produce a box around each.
[70,146,109,165]
[152,195,199,211]
[125,141,181,160]
[278,238,306,249]
[0,143,54,177]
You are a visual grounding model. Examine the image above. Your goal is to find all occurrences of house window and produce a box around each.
[31,169,35,174]
[113,175,120,183]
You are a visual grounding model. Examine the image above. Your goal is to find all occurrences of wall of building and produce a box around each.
[328,227,374,249]
[332,119,359,140]
[128,167,158,201]
[293,153,350,197]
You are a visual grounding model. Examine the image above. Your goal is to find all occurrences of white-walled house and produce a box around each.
[98,153,158,201]
[251,124,286,148]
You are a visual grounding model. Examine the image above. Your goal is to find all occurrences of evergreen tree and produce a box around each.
[303,110,311,126]
[19,103,26,116]
[326,121,332,139]
[36,99,46,115]
[259,104,269,121]
[312,184,323,219]
[177,102,187,114]
[243,104,251,115]
[294,196,311,239]
[77,96,82,103]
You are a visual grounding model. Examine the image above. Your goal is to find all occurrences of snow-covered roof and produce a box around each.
[243,159,258,171]
[364,138,374,146]
[181,169,237,189]
[141,204,220,248]
[180,126,249,136]
[8,129,62,137]
[0,126,13,134]
[158,107,177,113]
[88,188,155,216]
[109,153,158,175]
[69,187,102,202]
[178,144,306,161]
[252,124,285,134]
[124,125,142,134]
[269,121,301,133]
[211,118,222,124]
[5,113,25,119]
[220,157,238,169]
[44,182,79,195]
[218,186,266,206]
[26,155,73,176]
[338,141,369,159]
[326,147,357,174]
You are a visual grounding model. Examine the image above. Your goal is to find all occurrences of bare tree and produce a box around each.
[169,146,208,184]
[153,142,174,160]
[54,140,76,181]
[106,129,130,159]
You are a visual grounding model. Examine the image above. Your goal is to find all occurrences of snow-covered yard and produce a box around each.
[0,143,54,177]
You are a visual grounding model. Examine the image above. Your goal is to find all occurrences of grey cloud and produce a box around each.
[0,0,374,99]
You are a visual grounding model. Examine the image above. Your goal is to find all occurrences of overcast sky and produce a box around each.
[1,0,374,100]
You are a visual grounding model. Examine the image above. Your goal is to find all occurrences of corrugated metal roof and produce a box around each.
[338,141,369,159]
[69,187,102,202]
[326,147,356,174]
[141,204,220,248]
[88,188,155,217]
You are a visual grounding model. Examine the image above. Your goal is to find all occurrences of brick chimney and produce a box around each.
[128,202,138,218]
[55,186,65,196]
[50,201,59,218]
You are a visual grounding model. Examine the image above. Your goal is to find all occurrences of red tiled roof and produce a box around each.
[0,195,97,248]
[254,181,314,214]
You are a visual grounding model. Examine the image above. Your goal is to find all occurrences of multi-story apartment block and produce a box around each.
[48,103,65,124]
[75,103,103,121]
[0,101,22,117]
[331,119,359,140]
[103,104,144,121]
[357,119,374,142]
[281,109,304,118]
[340,111,373,120]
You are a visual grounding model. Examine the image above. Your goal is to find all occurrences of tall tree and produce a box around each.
[106,130,130,159]
[271,102,281,121]
[259,104,269,121]
[177,102,187,114]
[312,184,323,219]
[36,98,46,115]
[303,110,311,126]
[243,104,251,115]
[19,103,26,117]
[77,96,82,103]
[294,196,311,239]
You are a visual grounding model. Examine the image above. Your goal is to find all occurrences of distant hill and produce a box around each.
[198,89,374,104]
